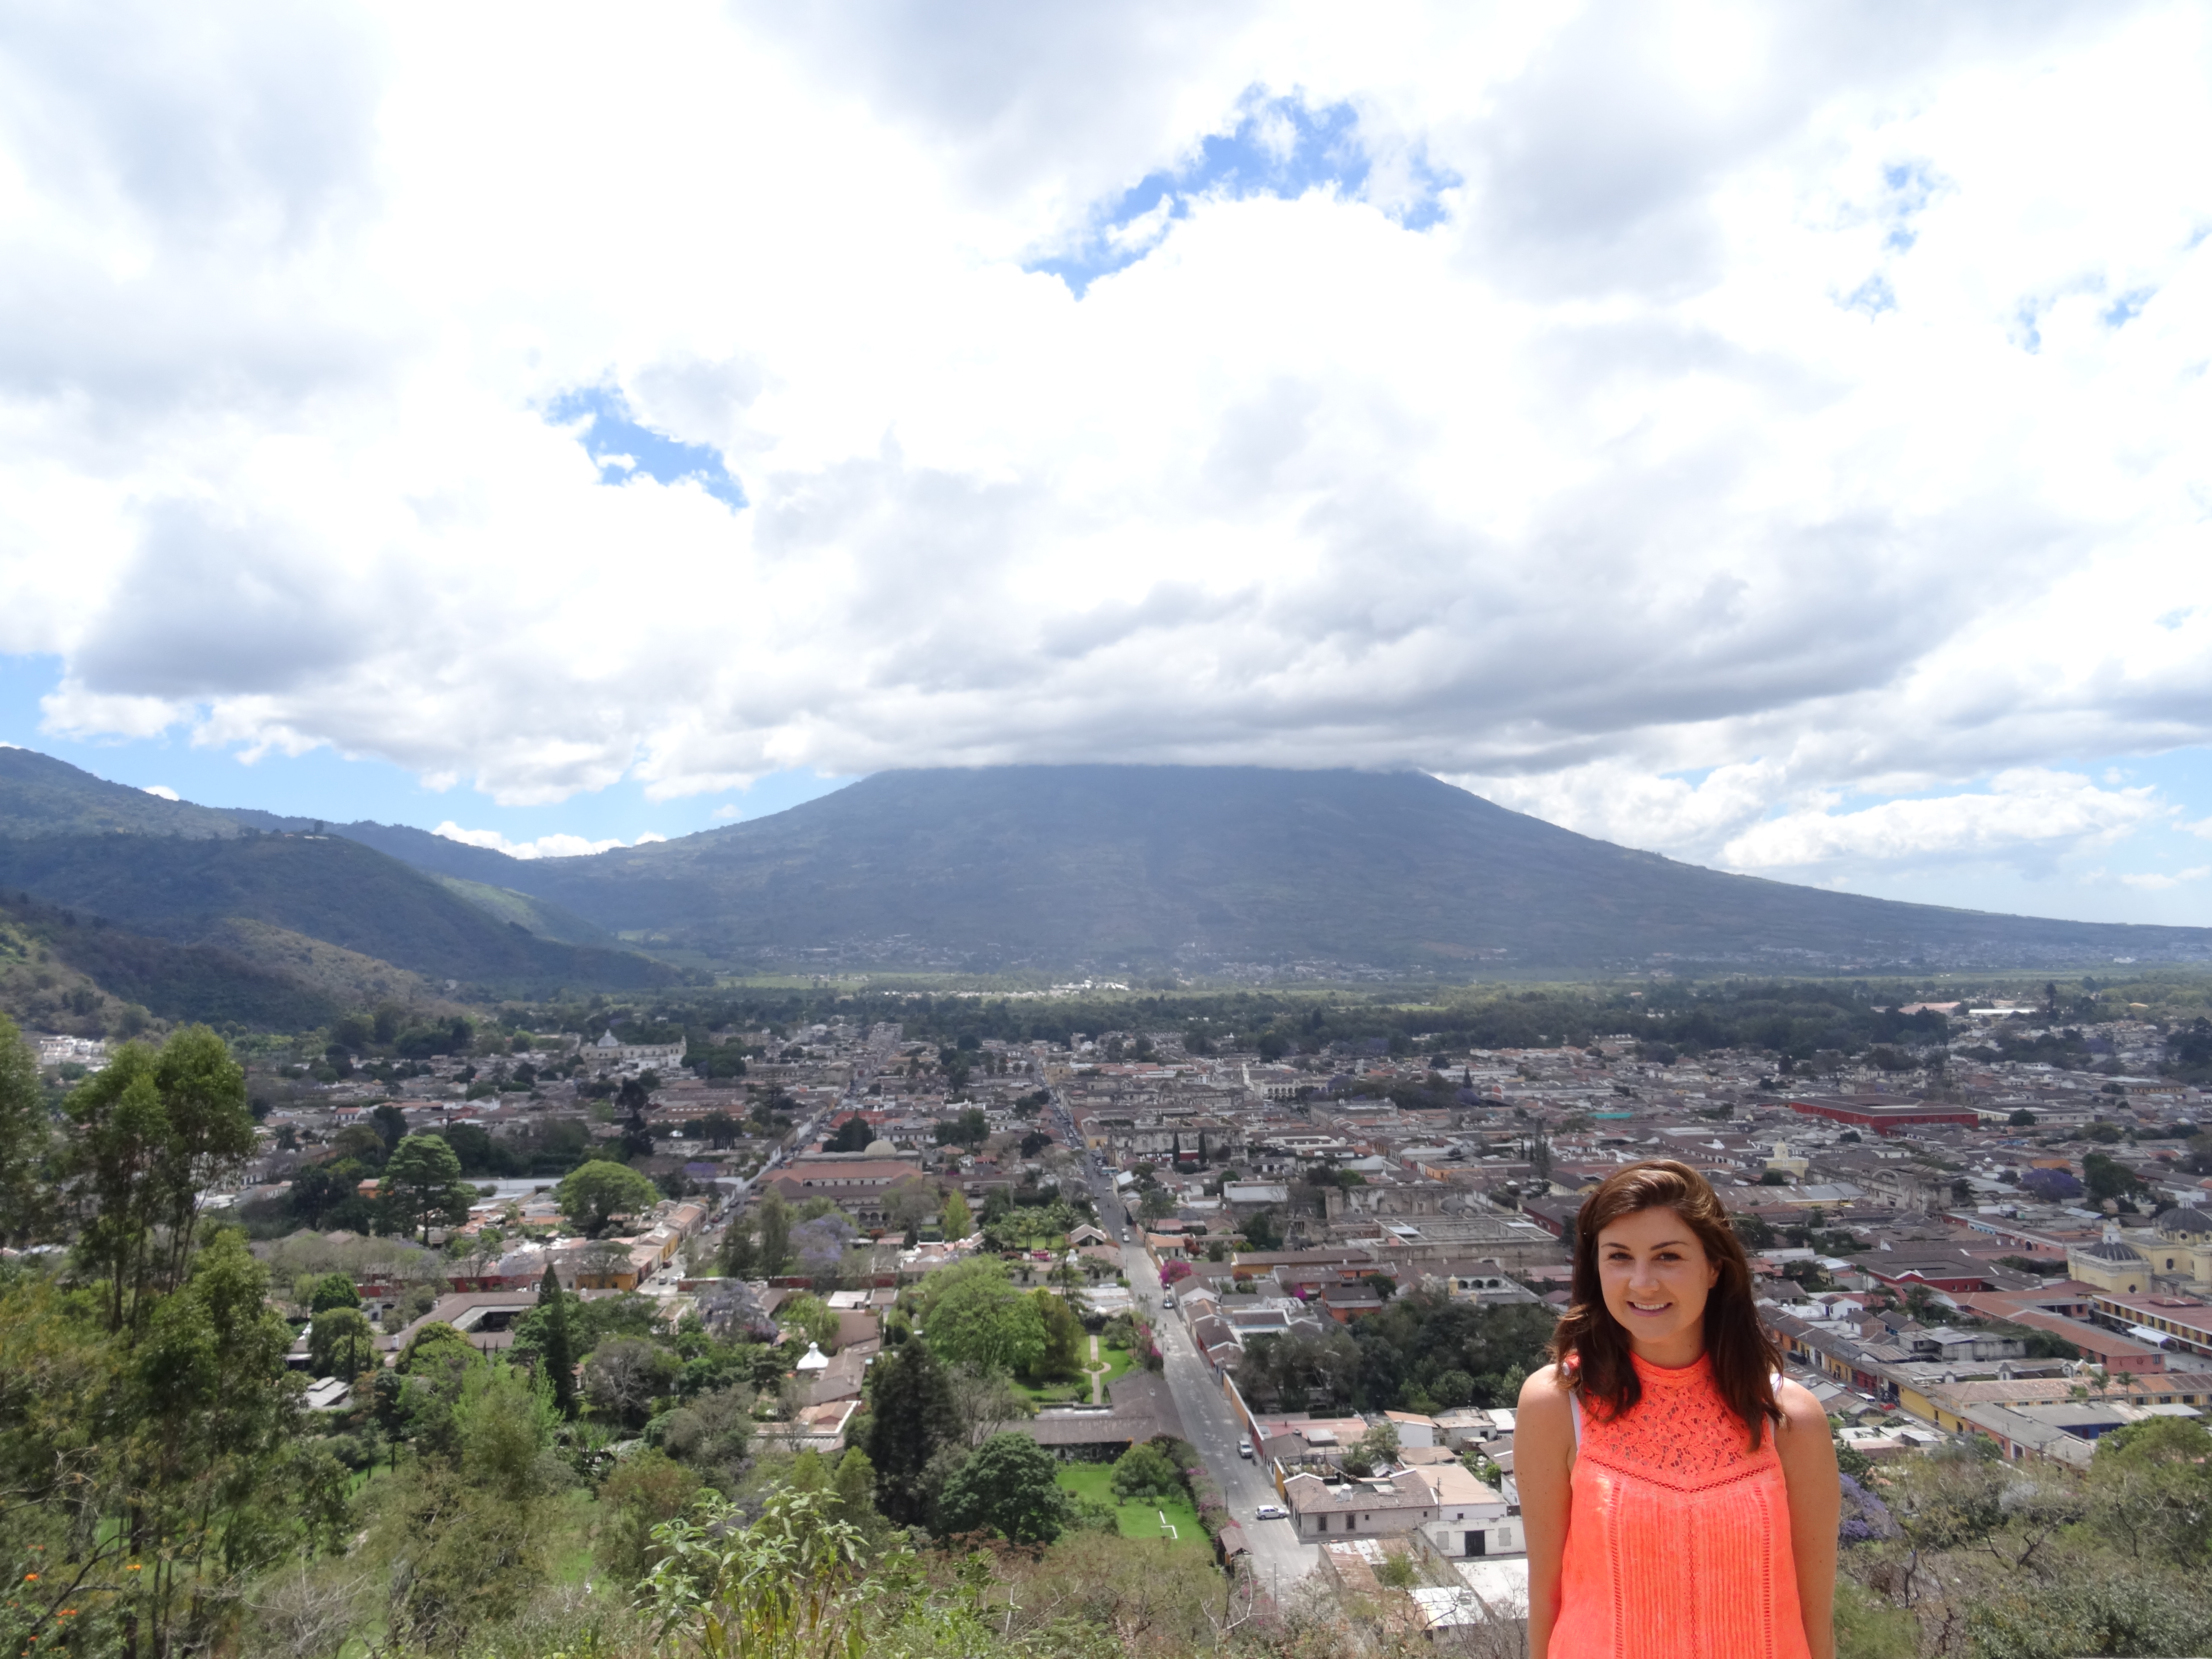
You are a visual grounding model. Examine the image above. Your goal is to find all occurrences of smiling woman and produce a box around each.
[1518,1161,1840,1659]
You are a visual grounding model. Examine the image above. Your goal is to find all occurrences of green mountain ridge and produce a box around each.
[0,831,681,997]
[0,744,243,839]
[0,891,344,1032]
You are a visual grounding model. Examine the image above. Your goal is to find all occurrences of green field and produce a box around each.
[1057,1464,1206,1551]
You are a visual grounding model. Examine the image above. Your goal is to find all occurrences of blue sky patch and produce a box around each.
[2103,287,2154,328]
[1844,274,1896,317]
[1032,90,1456,297]
[1880,161,1938,253]
[547,385,745,507]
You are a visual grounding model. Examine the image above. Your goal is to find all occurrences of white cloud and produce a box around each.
[2120,865,2211,891]
[433,822,634,860]
[1718,769,2164,874]
[140,783,178,800]
[0,0,2206,892]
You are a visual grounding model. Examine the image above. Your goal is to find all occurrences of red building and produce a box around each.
[1790,1097,1978,1136]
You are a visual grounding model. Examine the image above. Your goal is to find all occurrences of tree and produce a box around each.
[308,1272,361,1313]
[779,1292,838,1350]
[937,1432,1069,1543]
[1138,1187,1176,1224]
[943,1360,1033,1449]
[131,1225,301,1645]
[2083,1151,2146,1207]
[2089,1415,2212,1565]
[309,1306,375,1378]
[755,1189,793,1275]
[1346,1418,1401,1476]
[934,1108,988,1150]
[864,1338,958,1526]
[1030,1287,1084,1382]
[398,1320,479,1377]
[825,1117,873,1153]
[720,1211,759,1277]
[922,1260,1046,1376]
[940,1190,974,1239]
[68,1048,179,1331]
[1111,1441,1182,1502]
[0,1013,49,1246]
[583,1337,678,1429]
[534,1261,577,1417]
[596,1447,699,1586]
[67,1026,257,1330]
[371,1101,409,1151]
[383,1132,475,1242]
[556,1157,661,1237]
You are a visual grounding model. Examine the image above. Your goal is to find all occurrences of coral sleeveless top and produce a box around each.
[1552,1353,1807,1659]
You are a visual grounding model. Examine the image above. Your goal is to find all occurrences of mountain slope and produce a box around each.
[0,752,681,998]
[487,766,2212,971]
[1,891,343,1031]
[0,745,242,839]
[0,830,680,993]
[429,876,618,948]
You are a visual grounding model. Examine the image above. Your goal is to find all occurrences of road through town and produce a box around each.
[1119,1236,1321,1596]
[1057,1106,1320,1596]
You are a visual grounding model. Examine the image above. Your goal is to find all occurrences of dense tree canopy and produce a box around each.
[556,1157,661,1237]
[938,1432,1069,1544]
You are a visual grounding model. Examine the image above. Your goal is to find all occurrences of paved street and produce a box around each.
[1120,1237,1320,1594]
[1056,1105,1319,1595]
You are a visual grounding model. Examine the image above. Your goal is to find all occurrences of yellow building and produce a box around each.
[2066,1229,2151,1296]
[2144,1206,2212,1287]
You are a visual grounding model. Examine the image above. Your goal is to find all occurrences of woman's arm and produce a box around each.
[1775,1380,1841,1659]
[1516,1365,1576,1659]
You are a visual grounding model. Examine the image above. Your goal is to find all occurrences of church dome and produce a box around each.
[866,1138,896,1155]
[2078,1238,2147,1264]
[2155,1206,2212,1239]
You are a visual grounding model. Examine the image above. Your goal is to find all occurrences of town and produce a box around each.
[9,976,2208,1653]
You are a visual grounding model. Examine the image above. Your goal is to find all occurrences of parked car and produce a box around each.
[1254,1504,1289,1521]
[1238,1437,1254,1459]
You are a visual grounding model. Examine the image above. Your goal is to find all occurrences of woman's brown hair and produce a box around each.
[1548,1158,1784,1447]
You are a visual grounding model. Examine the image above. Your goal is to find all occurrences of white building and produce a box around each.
[588,1029,687,1074]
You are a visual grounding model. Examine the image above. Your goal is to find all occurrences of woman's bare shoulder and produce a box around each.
[1519,1363,1575,1422]
[1773,1377,1831,1435]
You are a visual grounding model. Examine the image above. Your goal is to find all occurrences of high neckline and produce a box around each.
[1630,1348,1712,1384]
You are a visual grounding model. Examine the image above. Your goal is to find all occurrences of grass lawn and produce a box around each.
[1091,1343,1136,1389]
[1015,1374,1089,1405]
[1056,1465,1208,1552]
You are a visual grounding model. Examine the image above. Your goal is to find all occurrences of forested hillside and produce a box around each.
[0,831,680,999]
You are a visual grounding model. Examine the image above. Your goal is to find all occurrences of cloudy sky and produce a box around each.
[3,1,2210,918]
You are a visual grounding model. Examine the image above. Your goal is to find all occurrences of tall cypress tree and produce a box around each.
[864,1339,956,1525]
[538,1260,577,1417]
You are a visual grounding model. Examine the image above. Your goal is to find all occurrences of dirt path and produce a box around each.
[1087,1333,1105,1403]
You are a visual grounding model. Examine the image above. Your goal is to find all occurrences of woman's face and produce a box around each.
[1596,1204,1721,1367]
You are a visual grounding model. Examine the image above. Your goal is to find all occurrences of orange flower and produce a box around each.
[125,1564,141,1572]
[20,1575,34,1582]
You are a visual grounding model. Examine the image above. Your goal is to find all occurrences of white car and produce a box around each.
[1254,1504,1289,1521]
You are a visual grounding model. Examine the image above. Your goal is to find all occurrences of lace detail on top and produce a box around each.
[1575,1353,1770,1493]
